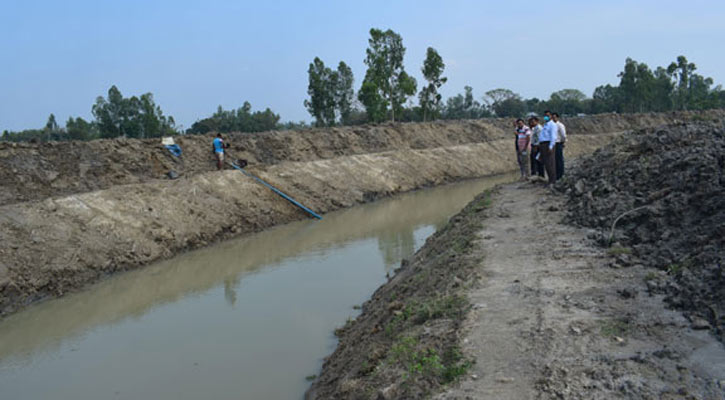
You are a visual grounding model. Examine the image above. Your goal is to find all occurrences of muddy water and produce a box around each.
[0,174,513,400]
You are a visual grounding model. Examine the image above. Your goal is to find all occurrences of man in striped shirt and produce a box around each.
[538,110,558,185]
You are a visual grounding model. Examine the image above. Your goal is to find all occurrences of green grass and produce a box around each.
[388,336,471,384]
[607,246,632,256]
[599,319,629,337]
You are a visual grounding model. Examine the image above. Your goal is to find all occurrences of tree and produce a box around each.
[484,88,524,117]
[92,86,176,138]
[92,85,123,138]
[359,28,416,122]
[442,86,488,120]
[418,47,447,121]
[668,55,697,110]
[548,89,588,115]
[65,117,96,141]
[305,58,356,126]
[304,57,335,126]
[335,62,355,125]
[187,101,280,134]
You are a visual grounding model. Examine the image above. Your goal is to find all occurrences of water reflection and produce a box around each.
[378,229,416,271]
[0,174,514,400]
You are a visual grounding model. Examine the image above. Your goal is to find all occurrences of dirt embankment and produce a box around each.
[0,111,722,318]
[559,121,725,341]
[2,110,723,206]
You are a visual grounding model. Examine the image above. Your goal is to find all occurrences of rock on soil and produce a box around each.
[559,122,725,341]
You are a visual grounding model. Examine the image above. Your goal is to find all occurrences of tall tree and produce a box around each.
[304,57,336,127]
[335,62,355,125]
[668,55,697,110]
[418,47,447,121]
[359,28,415,122]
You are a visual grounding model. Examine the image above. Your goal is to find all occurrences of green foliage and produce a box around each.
[442,86,489,119]
[599,319,629,337]
[607,246,632,256]
[304,57,337,127]
[304,58,356,127]
[388,337,470,384]
[187,101,280,134]
[0,114,99,143]
[359,28,416,122]
[336,61,356,125]
[484,88,525,117]
[92,86,176,139]
[419,47,447,121]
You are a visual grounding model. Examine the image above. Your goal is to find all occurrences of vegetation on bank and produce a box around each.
[308,191,494,399]
[3,27,725,142]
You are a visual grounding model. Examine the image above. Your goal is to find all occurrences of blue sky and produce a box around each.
[1,0,724,131]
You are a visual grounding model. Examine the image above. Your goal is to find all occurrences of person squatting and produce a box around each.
[514,110,566,186]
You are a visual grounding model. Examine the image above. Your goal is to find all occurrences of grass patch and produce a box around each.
[384,295,470,337]
[607,246,632,256]
[666,258,694,275]
[388,336,471,384]
[599,319,629,337]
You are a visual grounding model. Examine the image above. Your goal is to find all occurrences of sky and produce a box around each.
[1,0,724,131]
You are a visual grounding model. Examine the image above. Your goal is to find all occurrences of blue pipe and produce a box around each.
[230,162,323,220]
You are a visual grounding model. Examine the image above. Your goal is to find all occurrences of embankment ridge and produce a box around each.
[1,110,723,317]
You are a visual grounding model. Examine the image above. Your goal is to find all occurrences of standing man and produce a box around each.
[528,117,544,178]
[515,119,531,180]
[538,111,558,186]
[213,133,225,170]
[552,112,567,180]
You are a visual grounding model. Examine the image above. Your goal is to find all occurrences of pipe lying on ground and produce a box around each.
[230,160,323,220]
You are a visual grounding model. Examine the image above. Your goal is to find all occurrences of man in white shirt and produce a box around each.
[538,110,558,185]
[552,112,567,180]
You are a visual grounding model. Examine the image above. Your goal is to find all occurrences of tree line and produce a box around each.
[0,86,286,143]
[3,27,725,142]
[304,28,725,126]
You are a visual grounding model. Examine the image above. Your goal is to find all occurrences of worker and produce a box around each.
[213,133,226,170]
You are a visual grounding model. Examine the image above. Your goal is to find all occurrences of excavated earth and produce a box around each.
[308,119,725,399]
[560,122,725,342]
[1,110,723,320]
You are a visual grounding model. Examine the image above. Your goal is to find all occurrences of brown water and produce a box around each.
[0,174,513,400]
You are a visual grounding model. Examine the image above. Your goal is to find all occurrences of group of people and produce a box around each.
[514,110,566,186]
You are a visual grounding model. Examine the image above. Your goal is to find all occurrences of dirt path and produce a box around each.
[438,183,725,399]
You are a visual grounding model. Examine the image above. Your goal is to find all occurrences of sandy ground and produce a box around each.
[437,183,725,399]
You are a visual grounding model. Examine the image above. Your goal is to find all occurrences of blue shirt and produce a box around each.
[539,120,557,149]
[213,137,224,153]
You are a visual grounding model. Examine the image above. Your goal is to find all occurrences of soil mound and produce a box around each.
[559,122,725,341]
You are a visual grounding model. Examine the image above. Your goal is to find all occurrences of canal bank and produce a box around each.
[308,122,725,399]
[2,110,724,317]
[0,175,512,400]
[309,181,725,400]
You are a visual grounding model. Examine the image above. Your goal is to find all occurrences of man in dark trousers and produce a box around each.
[552,112,567,180]
[538,111,558,186]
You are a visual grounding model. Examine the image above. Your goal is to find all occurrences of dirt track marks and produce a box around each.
[437,183,725,400]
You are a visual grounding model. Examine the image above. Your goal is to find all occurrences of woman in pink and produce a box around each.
[515,118,531,180]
